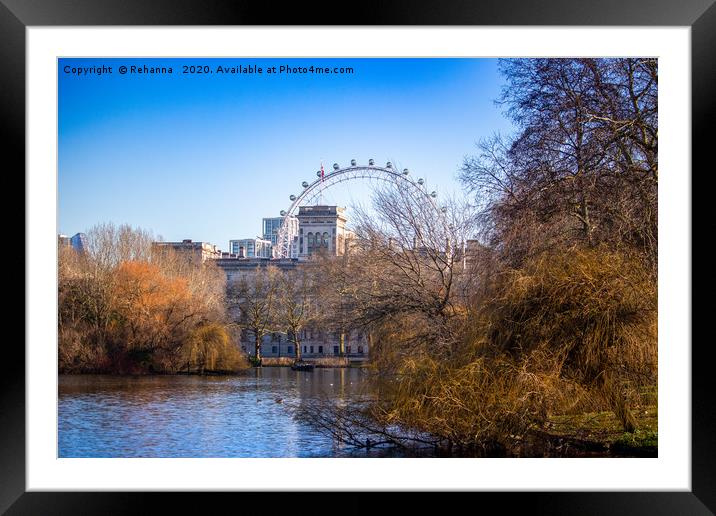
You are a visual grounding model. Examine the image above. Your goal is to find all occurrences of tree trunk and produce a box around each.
[294,334,302,361]
[254,333,262,362]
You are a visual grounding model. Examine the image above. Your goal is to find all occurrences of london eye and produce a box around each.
[272,159,447,259]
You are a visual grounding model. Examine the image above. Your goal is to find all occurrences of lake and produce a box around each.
[58,368,385,458]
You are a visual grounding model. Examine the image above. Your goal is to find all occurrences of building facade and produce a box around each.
[215,256,370,360]
[262,217,298,246]
[70,233,87,253]
[239,328,369,360]
[216,256,298,283]
[263,216,299,257]
[229,237,272,258]
[152,239,222,263]
[294,205,354,259]
[58,233,87,253]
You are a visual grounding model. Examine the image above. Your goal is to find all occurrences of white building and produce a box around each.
[229,237,272,258]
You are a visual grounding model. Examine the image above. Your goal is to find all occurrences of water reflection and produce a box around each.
[58,368,380,458]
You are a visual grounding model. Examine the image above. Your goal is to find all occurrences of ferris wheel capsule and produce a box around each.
[280,210,287,217]
[333,163,340,170]
[351,159,357,166]
[431,191,437,198]
[368,158,375,166]
[417,178,424,185]
[316,170,322,177]
[441,206,447,213]
[302,181,309,188]
[386,161,392,168]
[289,194,296,201]
[403,168,409,175]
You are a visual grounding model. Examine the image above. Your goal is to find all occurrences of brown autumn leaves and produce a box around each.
[58,223,246,374]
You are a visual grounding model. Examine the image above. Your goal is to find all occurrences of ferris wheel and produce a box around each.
[272,159,447,259]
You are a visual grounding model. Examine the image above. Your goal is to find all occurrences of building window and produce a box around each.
[288,346,293,354]
[358,346,363,354]
[347,345,351,353]
[272,346,277,354]
[318,345,323,354]
[333,346,339,355]
[303,346,307,353]
[310,346,314,353]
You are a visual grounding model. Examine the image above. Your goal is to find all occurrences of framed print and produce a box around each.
[5,0,714,513]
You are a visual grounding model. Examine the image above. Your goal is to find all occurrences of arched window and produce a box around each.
[323,232,329,247]
[307,232,314,250]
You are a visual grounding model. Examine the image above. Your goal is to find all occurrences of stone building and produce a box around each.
[293,205,354,259]
[215,256,369,360]
[152,239,221,264]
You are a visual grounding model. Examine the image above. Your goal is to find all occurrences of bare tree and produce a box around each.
[227,266,280,362]
[276,268,317,361]
[461,58,658,273]
[58,222,239,374]
[337,182,476,355]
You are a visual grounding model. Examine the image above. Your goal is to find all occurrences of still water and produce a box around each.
[58,368,379,458]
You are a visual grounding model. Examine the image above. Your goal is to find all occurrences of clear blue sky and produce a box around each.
[58,58,514,249]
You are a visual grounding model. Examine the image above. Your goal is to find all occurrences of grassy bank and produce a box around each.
[499,403,659,458]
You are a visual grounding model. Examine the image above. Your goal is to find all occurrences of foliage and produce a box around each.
[613,429,658,449]
[58,222,247,374]
[182,323,247,373]
[301,60,659,453]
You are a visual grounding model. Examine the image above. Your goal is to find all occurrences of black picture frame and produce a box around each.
[4,1,713,513]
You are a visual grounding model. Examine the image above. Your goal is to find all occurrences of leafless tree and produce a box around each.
[461,58,658,273]
[276,268,317,361]
[227,266,280,362]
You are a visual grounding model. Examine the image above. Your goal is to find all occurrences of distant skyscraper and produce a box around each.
[70,233,87,253]
[262,217,297,246]
[262,217,282,246]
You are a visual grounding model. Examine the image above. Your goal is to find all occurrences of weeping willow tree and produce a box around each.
[182,323,246,374]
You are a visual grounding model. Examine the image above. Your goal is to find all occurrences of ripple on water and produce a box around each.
[58,368,374,458]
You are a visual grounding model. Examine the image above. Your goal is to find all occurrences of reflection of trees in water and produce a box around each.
[283,368,444,455]
[60,369,390,455]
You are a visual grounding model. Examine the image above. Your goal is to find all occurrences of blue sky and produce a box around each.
[58,58,514,249]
